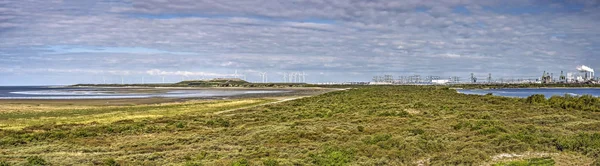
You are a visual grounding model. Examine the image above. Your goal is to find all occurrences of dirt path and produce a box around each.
[213,96,308,115]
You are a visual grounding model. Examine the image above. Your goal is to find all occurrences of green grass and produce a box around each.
[493,157,555,166]
[0,86,598,165]
[0,99,272,130]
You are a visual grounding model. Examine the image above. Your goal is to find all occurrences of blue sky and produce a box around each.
[1,0,599,85]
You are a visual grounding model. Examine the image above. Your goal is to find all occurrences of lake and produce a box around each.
[456,88,600,98]
[0,86,288,99]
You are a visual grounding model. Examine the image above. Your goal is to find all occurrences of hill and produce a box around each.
[74,78,307,88]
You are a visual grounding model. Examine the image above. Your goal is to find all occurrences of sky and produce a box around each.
[1,0,599,85]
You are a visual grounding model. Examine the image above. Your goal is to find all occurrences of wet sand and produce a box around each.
[0,87,336,106]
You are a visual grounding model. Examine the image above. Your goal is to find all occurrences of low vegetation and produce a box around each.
[493,157,555,166]
[0,86,599,165]
[0,99,272,130]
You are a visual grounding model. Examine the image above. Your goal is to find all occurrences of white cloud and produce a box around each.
[442,53,461,58]
[146,69,231,77]
[0,0,599,84]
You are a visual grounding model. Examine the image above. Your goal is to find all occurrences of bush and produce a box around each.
[0,161,9,166]
[546,95,600,111]
[207,118,230,127]
[184,162,203,166]
[176,122,186,128]
[555,133,600,157]
[409,128,425,135]
[231,159,248,166]
[526,94,546,104]
[103,158,119,166]
[357,126,365,132]
[363,134,392,145]
[263,159,279,166]
[310,148,354,166]
[492,157,555,166]
[26,156,47,166]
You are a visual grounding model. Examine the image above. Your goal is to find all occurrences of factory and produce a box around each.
[560,65,596,84]
[366,65,598,85]
[516,65,596,84]
[576,65,595,82]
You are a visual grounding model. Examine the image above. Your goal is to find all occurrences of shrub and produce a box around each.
[231,159,249,166]
[357,126,365,132]
[431,148,488,165]
[377,110,409,117]
[310,148,354,166]
[103,158,119,166]
[0,161,9,166]
[263,159,279,166]
[207,118,230,127]
[555,133,600,157]
[363,134,392,145]
[184,162,203,166]
[26,156,47,166]
[526,94,546,104]
[492,157,555,166]
[409,128,425,135]
[545,95,600,111]
[176,122,186,128]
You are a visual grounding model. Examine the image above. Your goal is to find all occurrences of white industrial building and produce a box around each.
[577,65,595,81]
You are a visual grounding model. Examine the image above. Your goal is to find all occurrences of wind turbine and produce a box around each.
[121,76,124,84]
[259,72,265,83]
[259,72,268,83]
[292,72,298,83]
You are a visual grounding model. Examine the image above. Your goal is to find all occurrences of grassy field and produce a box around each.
[0,86,599,165]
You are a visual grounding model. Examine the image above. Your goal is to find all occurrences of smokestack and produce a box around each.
[577,65,594,73]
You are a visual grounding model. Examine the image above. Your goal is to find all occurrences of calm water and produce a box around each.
[457,88,600,98]
[0,86,287,99]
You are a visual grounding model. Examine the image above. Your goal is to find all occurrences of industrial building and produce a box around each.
[364,65,598,85]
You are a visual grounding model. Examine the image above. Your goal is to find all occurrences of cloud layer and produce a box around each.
[1,0,599,85]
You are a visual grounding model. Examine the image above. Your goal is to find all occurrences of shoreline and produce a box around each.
[0,87,338,106]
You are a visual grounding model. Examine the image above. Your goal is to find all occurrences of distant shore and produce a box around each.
[0,87,337,106]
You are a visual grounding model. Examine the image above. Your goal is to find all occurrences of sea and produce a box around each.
[0,86,287,99]
[457,88,600,98]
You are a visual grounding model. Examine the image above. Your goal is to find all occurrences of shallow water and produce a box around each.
[457,88,600,98]
[0,86,288,99]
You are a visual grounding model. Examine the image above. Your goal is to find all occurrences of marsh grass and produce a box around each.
[0,86,598,165]
[0,99,270,130]
[493,157,555,166]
